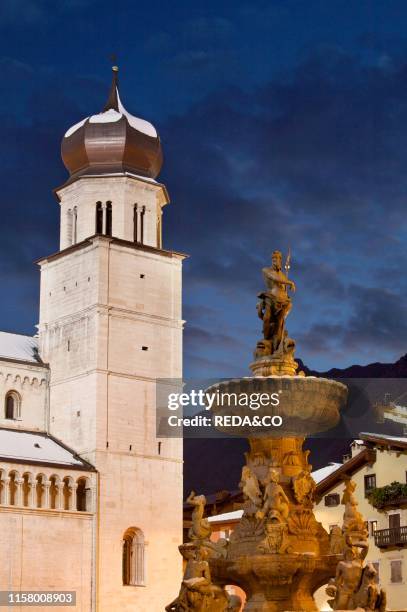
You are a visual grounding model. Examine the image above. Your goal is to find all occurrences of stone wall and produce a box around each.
[0,360,48,431]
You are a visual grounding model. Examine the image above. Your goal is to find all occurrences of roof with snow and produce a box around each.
[0,331,43,365]
[312,462,342,484]
[0,428,95,471]
[360,432,407,449]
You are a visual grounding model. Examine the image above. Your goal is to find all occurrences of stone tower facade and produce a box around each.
[37,69,184,611]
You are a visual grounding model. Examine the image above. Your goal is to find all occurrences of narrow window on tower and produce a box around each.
[96,202,103,234]
[106,201,112,236]
[133,204,138,242]
[67,209,73,245]
[157,212,162,248]
[140,206,145,244]
[73,206,78,244]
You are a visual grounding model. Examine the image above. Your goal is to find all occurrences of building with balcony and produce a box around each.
[314,433,407,610]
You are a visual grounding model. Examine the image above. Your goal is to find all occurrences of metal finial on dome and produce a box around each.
[103,61,120,112]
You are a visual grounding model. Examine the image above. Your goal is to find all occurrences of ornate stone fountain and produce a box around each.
[166,251,386,612]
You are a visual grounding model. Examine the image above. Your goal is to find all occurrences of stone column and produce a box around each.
[3,478,10,505]
[72,483,78,511]
[15,478,24,506]
[57,482,64,510]
[29,480,36,507]
[44,482,51,509]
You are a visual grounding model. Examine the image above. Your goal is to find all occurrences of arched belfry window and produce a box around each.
[123,528,145,586]
[95,201,113,236]
[96,202,103,234]
[106,201,112,237]
[5,391,20,420]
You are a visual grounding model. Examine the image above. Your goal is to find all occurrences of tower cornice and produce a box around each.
[54,171,170,206]
[36,234,187,266]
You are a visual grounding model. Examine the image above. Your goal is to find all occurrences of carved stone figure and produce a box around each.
[329,525,346,555]
[326,540,386,611]
[253,339,273,359]
[256,468,289,521]
[166,545,230,612]
[327,480,385,611]
[256,250,295,352]
[258,520,293,554]
[251,251,299,375]
[239,465,262,512]
[186,491,212,541]
[292,469,316,505]
[342,479,368,538]
[274,330,296,359]
[326,546,365,610]
[353,564,386,612]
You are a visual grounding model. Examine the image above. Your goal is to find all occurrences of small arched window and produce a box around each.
[96,202,103,234]
[123,528,145,586]
[5,391,20,420]
[76,477,91,511]
[106,201,112,237]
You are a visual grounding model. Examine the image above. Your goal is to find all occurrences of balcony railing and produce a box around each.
[374,526,407,548]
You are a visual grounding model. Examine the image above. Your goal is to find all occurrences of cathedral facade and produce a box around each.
[0,68,184,611]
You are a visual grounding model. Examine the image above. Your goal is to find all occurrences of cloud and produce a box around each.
[161,46,407,370]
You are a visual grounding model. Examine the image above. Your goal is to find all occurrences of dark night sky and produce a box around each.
[0,0,406,376]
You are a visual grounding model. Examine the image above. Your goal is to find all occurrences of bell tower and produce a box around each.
[37,67,184,611]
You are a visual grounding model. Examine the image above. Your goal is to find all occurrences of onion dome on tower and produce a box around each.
[61,66,163,180]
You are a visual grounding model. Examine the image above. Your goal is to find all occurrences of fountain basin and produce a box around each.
[206,376,348,437]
